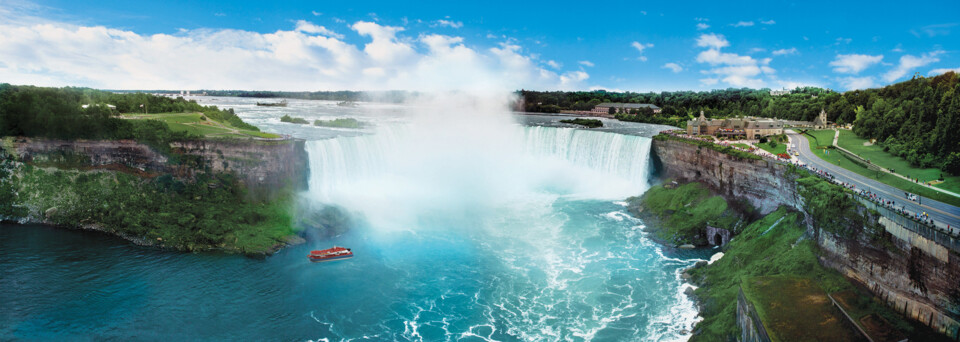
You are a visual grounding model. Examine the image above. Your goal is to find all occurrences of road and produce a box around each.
[787,130,960,233]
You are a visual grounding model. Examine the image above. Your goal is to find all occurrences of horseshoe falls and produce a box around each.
[298,122,710,341]
[0,101,710,341]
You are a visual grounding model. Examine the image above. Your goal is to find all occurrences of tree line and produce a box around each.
[0,84,260,149]
[519,72,960,174]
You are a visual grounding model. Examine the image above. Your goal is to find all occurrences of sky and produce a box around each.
[0,0,958,92]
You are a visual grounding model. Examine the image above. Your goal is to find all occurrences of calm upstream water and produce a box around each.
[1,97,712,341]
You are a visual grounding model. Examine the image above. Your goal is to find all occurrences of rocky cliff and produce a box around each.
[652,138,800,215]
[9,137,308,197]
[652,137,960,338]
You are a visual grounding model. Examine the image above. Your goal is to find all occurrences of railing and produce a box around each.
[854,196,960,252]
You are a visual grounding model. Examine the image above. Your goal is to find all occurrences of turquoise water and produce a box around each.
[1,201,709,341]
[1,99,711,341]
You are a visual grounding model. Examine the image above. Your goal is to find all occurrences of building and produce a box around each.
[591,103,661,115]
[812,109,830,129]
[770,88,792,96]
[687,111,784,139]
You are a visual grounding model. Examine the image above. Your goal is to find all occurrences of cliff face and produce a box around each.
[652,138,960,338]
[652,139,800,215]
[10,137,308,197]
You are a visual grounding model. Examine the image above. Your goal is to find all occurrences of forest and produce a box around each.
[0,84,259,149]
[519,72,960,174]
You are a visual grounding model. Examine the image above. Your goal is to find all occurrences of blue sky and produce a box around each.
[1,0,958,92]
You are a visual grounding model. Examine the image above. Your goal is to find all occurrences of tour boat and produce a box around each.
[308,246,353,262]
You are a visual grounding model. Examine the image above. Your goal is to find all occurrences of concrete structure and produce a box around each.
[686,111,785,139]
[591,103,661,115]
[706,225,732,246]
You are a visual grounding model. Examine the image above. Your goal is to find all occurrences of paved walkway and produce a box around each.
[787,130,960,234]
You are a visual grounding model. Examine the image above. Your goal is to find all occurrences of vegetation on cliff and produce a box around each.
[1,156,297,254]
[686,208,854,341]
[627,182,747,245]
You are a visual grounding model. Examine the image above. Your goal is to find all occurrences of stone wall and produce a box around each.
[706,225,732,246]
[652,137,960,338]
[9,137,309,197]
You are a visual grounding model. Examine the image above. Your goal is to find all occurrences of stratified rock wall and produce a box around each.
[651,139,800,215]
[10,137,308,197]
[652,138,960,338]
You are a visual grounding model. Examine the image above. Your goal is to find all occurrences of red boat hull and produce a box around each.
[309,246,353,262]
[308,253,354,262]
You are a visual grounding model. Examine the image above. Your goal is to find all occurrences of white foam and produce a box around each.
[708,252,724,265]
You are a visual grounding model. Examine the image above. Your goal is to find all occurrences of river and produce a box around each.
[1,96,712,341]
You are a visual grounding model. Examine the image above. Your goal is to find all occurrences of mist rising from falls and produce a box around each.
[304,121,653,230]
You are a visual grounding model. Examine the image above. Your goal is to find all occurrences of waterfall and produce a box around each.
[304,124,653,229]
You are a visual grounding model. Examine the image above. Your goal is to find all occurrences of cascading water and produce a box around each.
[0,97,709,341]
[300,119,708,341]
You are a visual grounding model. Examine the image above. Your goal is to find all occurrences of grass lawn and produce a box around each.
[687,208,856,341]
[757,141,787,155]
[837,130,960,194]
[804,129,836,148]
[743,275,864,342]
[121,112,281,139]
[731,143,753,150]
[802,133,960,207]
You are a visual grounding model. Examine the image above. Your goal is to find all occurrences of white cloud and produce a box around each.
[432,19,463,29]
[631,41,653,61]
[731,21,754,27]
[696,33,729,49]
[578,60,594,67]
[311,11,322,16]
[883,51,943,82]
[694,34,773,88]
[911,23,957,38]
[294,20,344,39]
[662,62,683,73]
[839,76,875,90]
[748,47,766,53]
[546,60,561,69]
[696,23,710,30]
[829,54,883,74]
[761,20,775,25]
[930,67,960,75]
[560,70,589,85]
[776,80,820,89]
[0,16,590,91]
[772,47,797,56]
